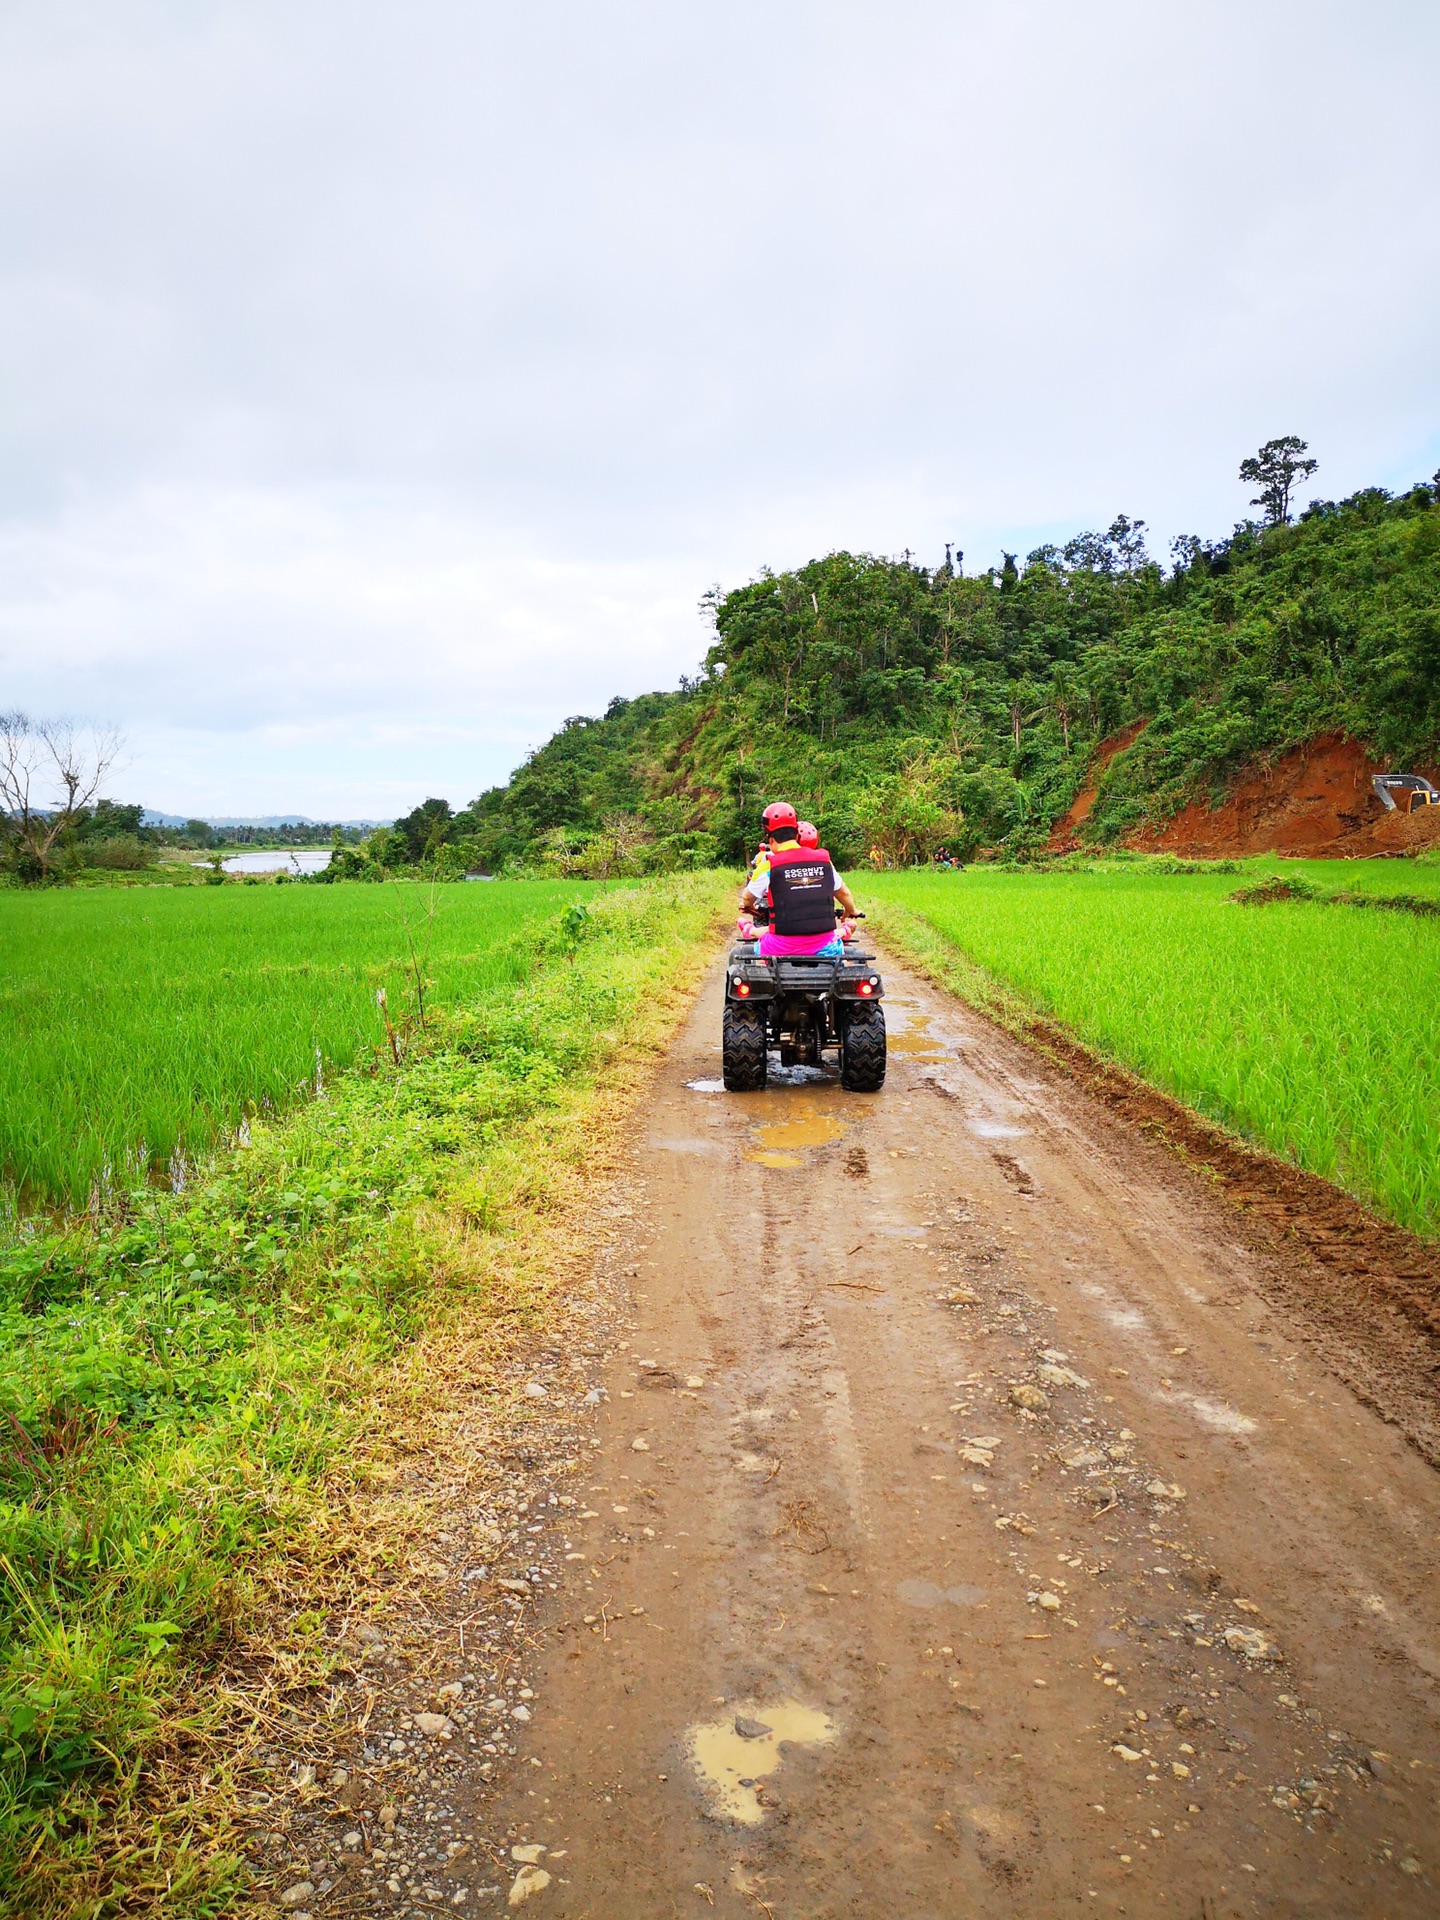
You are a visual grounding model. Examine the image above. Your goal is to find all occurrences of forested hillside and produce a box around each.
[396,475,1440,874]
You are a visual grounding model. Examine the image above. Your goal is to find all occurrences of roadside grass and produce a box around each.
[864,860,1440,1239]
[0,873,729,1917]
[0,878,593,1209]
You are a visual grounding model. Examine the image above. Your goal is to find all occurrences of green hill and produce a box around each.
[408,474,1440,875]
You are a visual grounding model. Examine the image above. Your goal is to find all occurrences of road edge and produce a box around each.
[871,899,1440,1459]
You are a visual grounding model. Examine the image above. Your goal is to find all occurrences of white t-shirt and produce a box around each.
[746,860,844,905]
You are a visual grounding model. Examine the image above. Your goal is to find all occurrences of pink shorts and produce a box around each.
[757,929,845,958]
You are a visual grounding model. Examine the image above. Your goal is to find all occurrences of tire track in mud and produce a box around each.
[945,1001,1440,1466]
[259,950,1440,1920]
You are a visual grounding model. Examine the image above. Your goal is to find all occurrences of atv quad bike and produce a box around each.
[722,921,886,1092]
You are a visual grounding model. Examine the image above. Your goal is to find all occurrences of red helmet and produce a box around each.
[797,821,819,848]
[762,801,798,835]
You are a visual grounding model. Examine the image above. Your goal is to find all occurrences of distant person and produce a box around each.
[739,802,857,958]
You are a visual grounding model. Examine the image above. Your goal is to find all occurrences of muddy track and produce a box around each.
[265,950,1440,1919]
[973,1008,1440,1469]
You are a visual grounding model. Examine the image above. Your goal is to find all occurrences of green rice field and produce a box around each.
[0,878,591,1208]
[865,857,1440,1239]
[0,876,727,1916]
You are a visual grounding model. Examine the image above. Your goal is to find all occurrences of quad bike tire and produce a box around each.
[722,1003,769,1091]
[840,1003,886,1091]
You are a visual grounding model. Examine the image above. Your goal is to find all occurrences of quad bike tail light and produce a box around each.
[735,980,751,996]
[857,980,874,996]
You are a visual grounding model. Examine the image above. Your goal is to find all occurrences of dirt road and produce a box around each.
[290,951,1440,1918]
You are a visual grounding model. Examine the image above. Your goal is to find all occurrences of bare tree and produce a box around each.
[587,810,653,879]
[0,713,123,882]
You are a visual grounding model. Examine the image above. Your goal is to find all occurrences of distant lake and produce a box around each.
[222,849,333,875]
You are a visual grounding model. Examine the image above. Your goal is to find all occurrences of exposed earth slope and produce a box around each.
[1053,730,1440,858]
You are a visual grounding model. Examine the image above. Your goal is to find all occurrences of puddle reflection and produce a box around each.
[742,1097,850,1168]
[687,1699,837,1824]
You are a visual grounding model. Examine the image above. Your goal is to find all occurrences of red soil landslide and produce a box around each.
[1049,720,1146,847]
[1052,728,1440,859]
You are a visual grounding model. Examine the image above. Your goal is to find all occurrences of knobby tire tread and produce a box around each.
[723,1004,768,1091]
[841,1004,886,1091]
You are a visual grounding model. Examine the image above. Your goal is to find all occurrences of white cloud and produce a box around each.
[1,484,707,809]
[2,0,1437,812]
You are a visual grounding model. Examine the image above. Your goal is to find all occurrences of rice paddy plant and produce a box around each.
[0,879,592,1208]
[0,875,729,1915]
[866,862,1440,1238]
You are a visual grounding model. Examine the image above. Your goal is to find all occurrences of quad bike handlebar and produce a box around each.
[736,912,866,942]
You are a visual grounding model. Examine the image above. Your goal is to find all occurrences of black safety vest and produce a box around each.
[768,845,836,935]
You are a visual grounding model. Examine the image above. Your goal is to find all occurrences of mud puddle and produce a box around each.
[686,1700,837,1824]
[741,1095,850,1168]
[883,998,950,1056]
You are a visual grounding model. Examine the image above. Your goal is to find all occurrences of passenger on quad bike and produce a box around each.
[793,819,857,941]
[724,801,885,1091]
[736,815,813,915]
[739,802,858,959]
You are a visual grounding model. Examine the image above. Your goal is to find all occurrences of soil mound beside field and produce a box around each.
[1054,728,1440,858]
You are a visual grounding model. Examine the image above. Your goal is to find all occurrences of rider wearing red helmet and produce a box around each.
[739,803,857,957]
[739,803,797,914]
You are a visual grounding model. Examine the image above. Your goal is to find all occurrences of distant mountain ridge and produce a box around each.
[140,812,391,829]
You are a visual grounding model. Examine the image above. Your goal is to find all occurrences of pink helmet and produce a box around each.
[797,821,820,848]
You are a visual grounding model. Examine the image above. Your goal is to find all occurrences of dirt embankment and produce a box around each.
[1052,728,1440,859]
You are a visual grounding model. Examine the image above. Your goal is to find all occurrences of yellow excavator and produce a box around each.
[1372,774,1440,814]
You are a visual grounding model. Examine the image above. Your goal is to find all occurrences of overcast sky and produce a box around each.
[2,0,1437,818]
